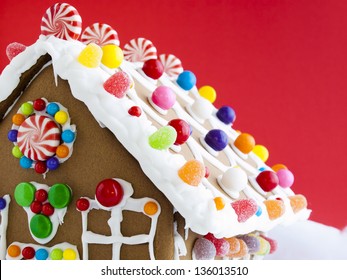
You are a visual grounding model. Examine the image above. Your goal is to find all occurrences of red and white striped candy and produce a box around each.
[81,23,120,46]
[123,38,157,62]
[41,3,82,41]
[159,54,183,78]
[17,115,61,161]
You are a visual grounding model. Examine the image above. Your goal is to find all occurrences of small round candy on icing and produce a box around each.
[128,106,142,117]
[33,98,46,111]
[104,71,131,98]
[35,189,48,203]
[61,129,75,143]
[6,42,26,61]
[20,102,34,116]
[22,246,35,259]
[167,119,190,145]
[256,170,279,192]
[149,126,177,150]
[34,161,47,174]
[216,106,236,125]
[204,233,230,257]
[259,235,278,254]
[204,129,228,151]
[288,194,307,213]
[30,201,43,214]
[264,199,285,220]
[225,237,240,256]
[190,98,214,122]
[48,183,72,209]
[56,144,70,158]
[47,157,60,170]
[101,45,124,68]
[95,179,124,208]
[151,86,176,110]
[7,244,21,258]
[36,248,49,260]
[234,133,255,154]
[12,146,23,158]
[30,214,53,239]
[231,198,258,223]
[12,113,25,126]
[277,168,294,188]
[213,197,225,211]
[78,43,103,68]
[252,144,269,162]
[14,182,36,207]
[198,85,216,103]
[63,248,77,260]
[54,110,68,124]
[42,203,55,216]
[176,70,196,91]
[19,156,33,169]
[144,201,159,216]
[0,197,7,210]
[46,102,60,116]
[8,129,18,142]
[76,198,90,211]
[227,238,248,258]
[50,248,63,260]
[237,235,260,254]
[272,163,288,172]
[142,59,164,79]
[178,159,205,187]
[220,167,248,198]
[255,236,271,256]
[193,238,216,260]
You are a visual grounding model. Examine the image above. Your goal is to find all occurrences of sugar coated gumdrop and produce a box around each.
[264,199,285,220]
[176,70,196,91]
[277,169,294,188]
[237,235,260,254]
[216,106,236,125]
[76,198,90,211]
[198,85,216,103]
[256,171,279,192]
[48,184,72,208]
[204,129,228,152]
[225,237,241,256]
[231,198,258,223]
[78,43,103,68]
[101,45,124,68]
[151,86,176,110]
[103,71,131,98]
[142,59,164,79]
[227,239,248,258]
[289,194,307,213]
[95,178,124,208]
[220,167,248,197]
[30,214,53,239]
[204,233,230,257]
[252,145,269,162]
[260,235,278,254]
[234,133,255,154]
[178,159,205,186]
[149,126,177,150]
[255,236,271,256]
[14,182,36,207]
[193,238,216,260]
[167,119,190,145]
[272,163,288,172]
[6,42,27,61]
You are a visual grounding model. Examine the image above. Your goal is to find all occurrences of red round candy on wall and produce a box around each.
[22,246,35,259]
[256,171,279,192]
[42,203,54,216]
[168,119,190,145]
[142,59,164,79]
[95,179,124,208]
[35,189,48,202]
[128,106,142,117]
[76,198,90,211]
[33,98,46,111]
[30,201,43,214]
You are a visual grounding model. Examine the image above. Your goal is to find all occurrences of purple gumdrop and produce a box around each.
[238,235,260,254]
[193,238,216,260]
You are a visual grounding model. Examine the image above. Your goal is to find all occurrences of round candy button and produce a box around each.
[95,179,124,208]
[48,184,72,208]
[7,244,21,258]
[36,248,49,260]
[50,248,63,260]
[0,197,7,210]
[30,214,53,239]
[22,246,35,259]
[63,248,77,260]
[14,182,36,207]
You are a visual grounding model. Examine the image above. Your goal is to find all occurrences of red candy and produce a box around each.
[167,119,190,145]
[30,201,43,214]
[33,98,46,111]
[256,171,279,192]
[35,161,47,174]
[81,23,120,46]
[204,166,210,178]
[95,179,124,208]
[6,42,26,61]
[231,199,258,223]
[103,72,131,98]
[42,203,54,216]
[22,246,35,259]
[128,106,142,117]
[35,189,48,203]
[260,235,278,254]
[204,233,230,257]
[142,59,164,80]
[76,198,90,211]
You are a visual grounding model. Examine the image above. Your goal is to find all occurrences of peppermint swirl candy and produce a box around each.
[41,3,82,41]
[159,54,183,78]
[17,115,61,161]
[123,38,157,62]
[81,23,120,46]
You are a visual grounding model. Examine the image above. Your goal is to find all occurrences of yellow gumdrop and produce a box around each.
[63,248,77,260]
[252,144,269,162]
[101,45,124,68]
[198,85,216,103]
[289,194,307,213]
[214,197,225,211]
[255,236,270,256]
[264,200,285,220]
[144,201,159,216]
[272,163,288,172]
[178,160,205,186]
[78,43,103,68]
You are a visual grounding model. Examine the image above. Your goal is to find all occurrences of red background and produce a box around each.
[1,0,346,229]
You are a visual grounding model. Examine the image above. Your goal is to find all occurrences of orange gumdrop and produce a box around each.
[56,145,69,158]
[264,200,285,220]
[228,239,249,258]
[7,244,21,258]
[289,195,307,213]
[272,164,288,172]
[178,160,205,186]
[214,197,225,211]
[225,237,240,256]
[12,113,26,126]
[234,133,255,154]
[144,201,159,216]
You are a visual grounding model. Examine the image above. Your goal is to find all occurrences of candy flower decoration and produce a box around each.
[149,126,177,150]
[178,159,205,186]
[276,168,294,188]
[95,178,124,208]
[150,86,176,113]
[167,119,190,145]
[252,144,269,162]
[6,42,27,61]
[192,238,216,260]
[231,198,258,223]
[123,38,157,62]
[159,54,183,78]
[218,167,248,198]
[216,106,236,125]
[81,23,120,46]
[142,59,164,79]
[204,129,229,152]
[41,3,82,41]
[103,71,131,98]
[256,171,279,192]
[78,43,103,68]
[198,85,216,103]
[176,70,197,91]
[233,133,256,155]
[101,45,124,68]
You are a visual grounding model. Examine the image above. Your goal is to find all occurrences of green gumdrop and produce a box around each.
[20,102,34,115]
[50,248,63,260]
[14,182,36,207]
[149,126,177,150]
[30,214,52,239]
[48,184,72,209]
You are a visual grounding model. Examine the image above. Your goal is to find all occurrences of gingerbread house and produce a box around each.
[0,3,310,260]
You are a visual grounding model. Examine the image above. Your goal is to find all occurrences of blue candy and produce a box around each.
[176,70,196,91]
[20,156,33,169]
[46,103,60,116]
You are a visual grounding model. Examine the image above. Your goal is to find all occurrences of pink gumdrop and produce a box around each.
[193,238,216,260]
[231,199,258,223]
[204,233,230,257]
[103,72,131,98]
[151,86,176,110]
[277,169,294,188]
[6,42,26,61]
